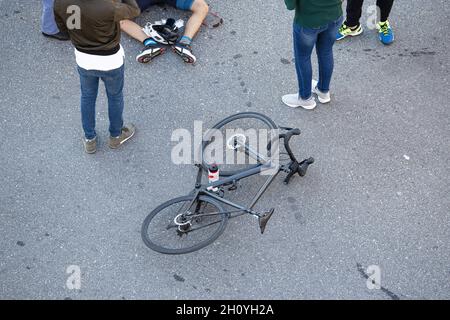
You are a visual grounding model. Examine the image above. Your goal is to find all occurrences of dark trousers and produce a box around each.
[346,0,394,27]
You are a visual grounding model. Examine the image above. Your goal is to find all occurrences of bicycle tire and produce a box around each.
[141,195,228,255]
[201,112,278,176]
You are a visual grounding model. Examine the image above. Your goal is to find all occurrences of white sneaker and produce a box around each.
[282,94,316,110]
[312,79,331,103]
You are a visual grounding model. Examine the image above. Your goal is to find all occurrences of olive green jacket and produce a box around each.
[54,0,140,54]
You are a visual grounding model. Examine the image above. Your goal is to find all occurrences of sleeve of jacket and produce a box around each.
[284,0,296,10]
[53,1,68,33]
[113,0,141,22]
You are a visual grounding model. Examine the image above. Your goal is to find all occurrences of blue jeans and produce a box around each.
[293,17,343,100]
[41,0,59,35]
[77,65,125,140]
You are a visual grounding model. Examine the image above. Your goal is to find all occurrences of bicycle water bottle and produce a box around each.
[207,163,219,192]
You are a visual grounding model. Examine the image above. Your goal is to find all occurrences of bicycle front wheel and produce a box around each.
[201,112,278,176]
[141,195,228,254]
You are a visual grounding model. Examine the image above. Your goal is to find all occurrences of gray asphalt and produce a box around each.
[0,0,449,300]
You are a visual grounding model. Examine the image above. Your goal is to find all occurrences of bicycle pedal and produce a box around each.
[258,208,275,234]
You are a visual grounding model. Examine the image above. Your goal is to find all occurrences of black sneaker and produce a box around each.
[172,42,197,64]
[136,42,166,63]
[42,31,70,41]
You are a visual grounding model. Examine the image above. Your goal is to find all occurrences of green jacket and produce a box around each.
[284,0,343,28]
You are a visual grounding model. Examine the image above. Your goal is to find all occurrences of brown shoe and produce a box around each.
[83,136,97,154]
[109,124,136,149]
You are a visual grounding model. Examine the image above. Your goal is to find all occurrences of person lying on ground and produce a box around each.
[120,0,209,64]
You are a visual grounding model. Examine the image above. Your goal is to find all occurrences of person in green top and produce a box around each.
[282,0,343,110]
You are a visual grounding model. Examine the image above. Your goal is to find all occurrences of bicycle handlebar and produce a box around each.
[279,128,301,162]
[269,127,314,184]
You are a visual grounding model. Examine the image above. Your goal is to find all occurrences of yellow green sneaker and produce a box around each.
[336,23,363,41]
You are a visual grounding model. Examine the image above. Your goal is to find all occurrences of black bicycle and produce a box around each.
[141,112,314,254]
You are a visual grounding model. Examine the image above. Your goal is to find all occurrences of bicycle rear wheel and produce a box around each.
[201,112,278,176]
[141,195,228,254]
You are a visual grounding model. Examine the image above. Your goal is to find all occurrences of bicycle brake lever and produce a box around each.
[279,126,294,131]
[283,171,295,185]
[298,157,315,177]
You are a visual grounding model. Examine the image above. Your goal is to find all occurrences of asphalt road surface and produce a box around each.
[0,0,449,299]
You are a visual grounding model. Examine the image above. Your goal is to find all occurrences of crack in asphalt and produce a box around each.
[356,263,400,300]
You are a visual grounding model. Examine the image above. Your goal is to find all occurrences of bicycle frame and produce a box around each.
[186,161,282,219]
[182,126,313,223]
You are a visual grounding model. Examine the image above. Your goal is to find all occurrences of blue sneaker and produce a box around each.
[378,21,394,45]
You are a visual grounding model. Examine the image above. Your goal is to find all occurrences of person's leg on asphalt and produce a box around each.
[182,0,208,40]
[336,0,364,40]
[123,19,167,63]
[78,67,99,140]
[78,67,99,153]
[121,0,167,63]
[313,16,343,104]
[282,23,318,110]
[346,0,364,27]
[121,18,167,63]
[102,66,125,138]
[121,0,208,63]
[101,65,136,149]
[172,0,209,63]
[377,0,395,44]
[42,0,59,35]
[378,0,394,23]
[294,24,318,100]
[120,19,148,43]
[41,0,69,40]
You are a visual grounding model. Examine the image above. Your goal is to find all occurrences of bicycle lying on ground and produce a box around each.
[141,112,314,254]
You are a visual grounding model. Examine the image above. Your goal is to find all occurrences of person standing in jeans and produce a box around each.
[54,0,141,154]
[336,0,395,45]
[41,0,69,40]
[282,0,343,110]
